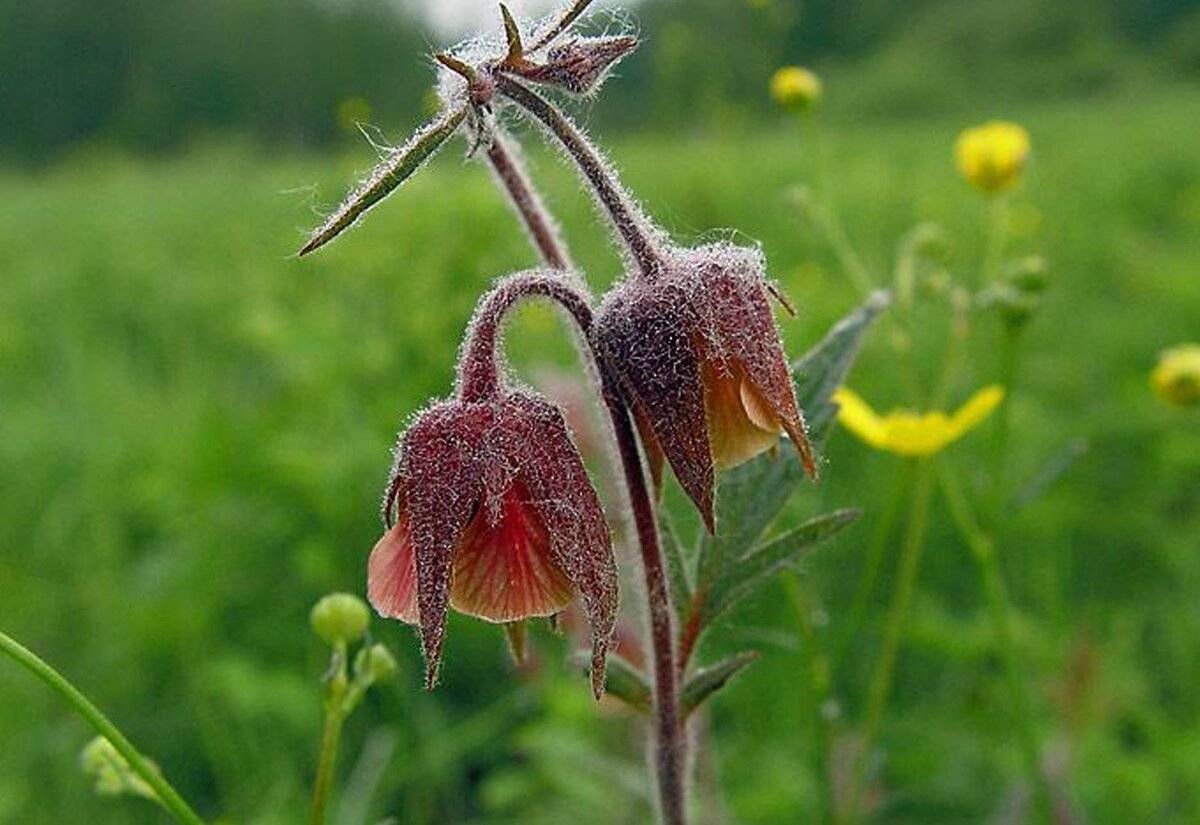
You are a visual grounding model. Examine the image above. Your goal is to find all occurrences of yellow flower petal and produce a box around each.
[832,387,887,449]
[835,386,1005,456]
[1151,343,1200,407]
[947,385,1006,439]
[954,121,1030,194]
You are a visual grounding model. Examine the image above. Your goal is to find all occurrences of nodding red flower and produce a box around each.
[594,243,818,531]
[368,274,619,697]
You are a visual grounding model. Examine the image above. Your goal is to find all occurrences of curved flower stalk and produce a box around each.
[495,77,818,527]
[369,272,619,697]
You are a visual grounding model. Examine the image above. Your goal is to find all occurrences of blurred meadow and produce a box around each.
[2,0,1199,823]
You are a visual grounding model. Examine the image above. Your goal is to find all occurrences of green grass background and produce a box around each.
[1,82,1198,823]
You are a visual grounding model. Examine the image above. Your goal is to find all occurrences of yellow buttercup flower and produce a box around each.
[954,121,1030,194]
[770,66,822,113]
[1151,343,1200,408]
[833,385,1006,456]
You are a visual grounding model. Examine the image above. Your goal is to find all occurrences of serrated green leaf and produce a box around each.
[682,651,759,716]
[573,652,649,712]
[299,105,468,255]
[700,509,860,626]
[794,290,890,446]
[684,295,883,645]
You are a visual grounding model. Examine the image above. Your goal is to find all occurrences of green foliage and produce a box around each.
[0,82,1198,824]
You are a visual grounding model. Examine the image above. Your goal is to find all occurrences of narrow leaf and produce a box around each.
[1010,437,1089,512]
[299,106,468,256]
[701,509,860,627]
[573,651,649,712]
[682,651,760,717]
[794,290,890,446]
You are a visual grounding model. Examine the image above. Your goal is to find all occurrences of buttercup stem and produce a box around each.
[496,75,667,278]
[937,461,1054,823]
[833,460,911,668]
[784,575,834,825]
[309,701,345,825]
[0,628,207,825]
[846,457,933,824]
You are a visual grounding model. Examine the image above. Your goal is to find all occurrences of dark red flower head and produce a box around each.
[593,243,817,531]
[368,390,618,698]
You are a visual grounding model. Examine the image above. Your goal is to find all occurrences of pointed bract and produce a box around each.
[497,394,619,698]
[524,36,638,95]
[594,279,715,530]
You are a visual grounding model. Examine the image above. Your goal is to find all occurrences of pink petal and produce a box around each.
[367,517,420,624]
[450,484,575,623]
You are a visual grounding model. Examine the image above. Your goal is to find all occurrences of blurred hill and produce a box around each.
[2,0,1199,163]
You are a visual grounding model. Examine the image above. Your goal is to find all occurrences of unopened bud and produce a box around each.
[80,737,158,800]
[311,593,370,646]
[1151,343,1200,408]
[359,643,399,684]
[526,36,638,95]
[1001,255,1049,293]
[770,66,822,113]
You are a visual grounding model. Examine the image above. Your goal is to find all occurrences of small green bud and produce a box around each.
[310,593,370,646]
[361,643,399,684]
[79,737,158,800]
[1001,255,1049,293]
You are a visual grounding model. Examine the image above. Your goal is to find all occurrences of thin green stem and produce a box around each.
[833,461,910,668]
[988,326,1021,525]
[310,703,346,825]
[847,457,933,823]
[784,575,834,825]
[980,195,1008,286]
[0,628,207,825]
[936,461,1054,823]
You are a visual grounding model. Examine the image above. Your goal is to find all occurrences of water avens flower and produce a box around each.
[770,66,822,113]
[955,121,1030,194]
[594,243,818,530]
[368,273,618,696]
[1151,343,1200,408]
[834,385,1005,456]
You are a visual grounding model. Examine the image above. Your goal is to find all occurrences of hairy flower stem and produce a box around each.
[607,391,688,825]
[496,75,667,278]
[461,180,686,821]
[486,133,571,270]
[0,628,207,825]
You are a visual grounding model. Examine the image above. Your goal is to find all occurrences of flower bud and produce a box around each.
[79,737,157,800]
[1151,343,1200,407]
[954,121,1030,194]
[355,643,399,684]
[1001,255,1049,293]
[310,593,370,646]
[770,66,822,113]
[525,36,638,95]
